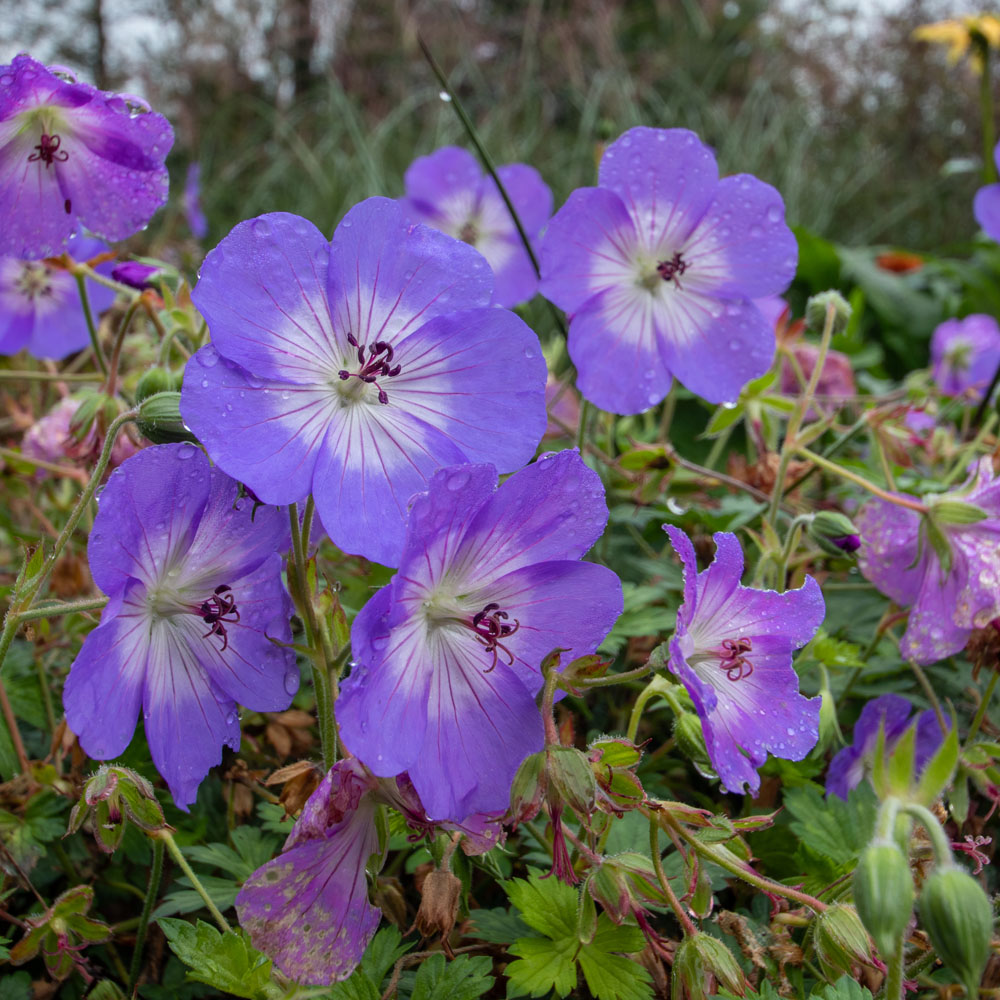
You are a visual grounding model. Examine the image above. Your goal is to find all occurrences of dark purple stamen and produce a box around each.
[719,636,753,681]
[656,251,688,287]
[28,133,69,168]
[197,584,239,652]
[467,602,520,672]
[337,333,402,405]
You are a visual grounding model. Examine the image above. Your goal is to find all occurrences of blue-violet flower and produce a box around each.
[180,197,547,567]
[63,443,297,808]
[664,526,824,795]
[539,127,797,414]
[931,314,1000,399]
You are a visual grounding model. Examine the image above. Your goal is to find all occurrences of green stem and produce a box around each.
[627,677,684,743]
[796,446,928,513]
[768,301,836,528]
[105,296,142,397]
[576,399,591,454]
[569,663,652,691]
[16,596,108,622]
[128,837,164,991]
[649,813,698,937]
[908,659,948,736]
[158,830,231,933]
[74,273,108,377]
[703,424,734,471]
[0,370,101,382]
[900,803,953,865]
[967,670,999,744]
[659,381,676,442]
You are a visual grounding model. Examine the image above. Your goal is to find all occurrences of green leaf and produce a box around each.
[784,784,878,869]
[887,725,917,796]
[87,982,128,1000]
[157,918,272,1000]
[506,936,577,998]
[153,874,241,918]
[0,971,33,1000]
[410,953,494,1000]
[578,921,650,1000]
[915,719,959,806]
[328,926,412,1000]
[467,907,532,944]
[816,975,875,1000]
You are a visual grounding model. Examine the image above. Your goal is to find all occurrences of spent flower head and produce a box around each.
[180,197,547,567]
[402,146,552,307]
[63,443,298,808]
[337,450,623,821]
[0,53,172,258]
[539,126,797,414]
[664,526,824,795]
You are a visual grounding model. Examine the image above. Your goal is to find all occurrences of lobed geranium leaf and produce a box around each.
[328,926,413,1000]
[409,953,494,1000]
[157,918,272,1000]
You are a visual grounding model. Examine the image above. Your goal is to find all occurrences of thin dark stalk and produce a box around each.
[128,837,164,991]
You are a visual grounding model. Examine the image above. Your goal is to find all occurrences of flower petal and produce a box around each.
[597,127,718,255]
[974,182,1000,243]
[191,213,339,383]
[855,497,922,607]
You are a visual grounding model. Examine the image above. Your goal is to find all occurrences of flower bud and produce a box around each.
[673,712,716,779]
[135,366,179,403]
[67,764,166,853]
[808,511,861,557]
[927,499,989,525]
[806,290,852,336]
[588,852,662,923]
[112,260,160,290]
[509,751,546,823]
[672,933,746,1000]
[588,737,644,814]
[135,391,198,445]
[852,842,914,958]
[814,903,876,979]
[917,864,993,997]
[545,746,596,817]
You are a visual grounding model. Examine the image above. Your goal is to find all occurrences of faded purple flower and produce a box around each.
[539,127,797,414]
[23,394,138,473]
[664,526,824,796]
[63,443,297,808]
[401,146,552,307]
[931,314,1000,399]
[337,450,623,821]
[180,197,547,567]
[236,758,382,985]
[827,693,945,800]
[780,341,856,405]
[856,458,1000,664]
[0,53,173,259]
[0,234,114,358]
[974,142,1000,243]
[184,163,208,239]
[111,260,158,291]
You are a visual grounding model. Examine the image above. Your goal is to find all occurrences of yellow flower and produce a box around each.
[913,14,1000,73]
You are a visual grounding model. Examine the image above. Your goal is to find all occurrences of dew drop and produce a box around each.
[200,350,219,368]
[176,443,197,460]
[253,217,272,237]
[438,90,452,102]
[447,470,470,491]
[283,670,299,695]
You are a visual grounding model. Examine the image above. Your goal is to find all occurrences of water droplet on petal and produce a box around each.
[283,670,299,695]
[176,443,197,460]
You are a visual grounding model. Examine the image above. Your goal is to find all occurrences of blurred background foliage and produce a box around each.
[0,0,997,251]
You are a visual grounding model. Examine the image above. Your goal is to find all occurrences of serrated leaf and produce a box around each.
[784,784,877,868]
[410,953,494,1000]
[506,936,577,998]
[158,918,272,1000]
[578,921,652,1000]
[504,873,577,940]
[152,875,240,919]
[328,925,413,1000]
[818,974,874,1000]
[467,907,532,944]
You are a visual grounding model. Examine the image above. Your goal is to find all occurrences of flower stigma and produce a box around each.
[337,333,402,405]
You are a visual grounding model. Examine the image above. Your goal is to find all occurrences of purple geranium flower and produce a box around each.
[974,142,1000,242]
[827,694,945,800]
[237,758,382,985]
[337,450,624,821]
[22,394,138,473]
[539,126,797,414]
[0,53,173,259]
[931,314,1000,398]
[63,443,297,808]
[856,457,1000,664]
[0,234,114,358]
[184,163,208,239]
[180,197,547,567]
[401,146,552,308]
[664,526,824,796]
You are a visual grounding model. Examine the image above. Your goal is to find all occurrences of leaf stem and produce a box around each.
[649,813,698,937]
[128,836,164,990]
[157,830,231,933]
[74,273,108,377]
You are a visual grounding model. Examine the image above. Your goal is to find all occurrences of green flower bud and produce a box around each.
[509,751,545,823]
[814,903,876,979]
[808,511,861,557]
[67,764,166,853]
[673,712,717,779]
[918,864,993,997]
[806,290,852,336]
[135,391,198,445]
[135,366,179,403]
[546,745,597,816]
[852,842,915,959]
[672,933,745,1000]
[588,736,644,814]
[927,499,989,525]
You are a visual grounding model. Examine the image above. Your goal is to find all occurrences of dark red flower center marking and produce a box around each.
[338,334,402,405]
[28,133,69,168]
[196,584,239,652]
[459,221,479,245]
[465,602,520,672]
[718,636,753,681]
[656,251,688,288]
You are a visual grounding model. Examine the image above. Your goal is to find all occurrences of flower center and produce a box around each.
[717,636,753,681]
[28,132,69,169]
[337,334,402,405]
[656,251,688,287]
[464,602,520,672]
[193,584,239,652]
[945,340,972,374]
[459,220,479,245]
[15,263,54,301]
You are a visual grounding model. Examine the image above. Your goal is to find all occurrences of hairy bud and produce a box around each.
[852,842,914,958]
[805,290,852,336]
